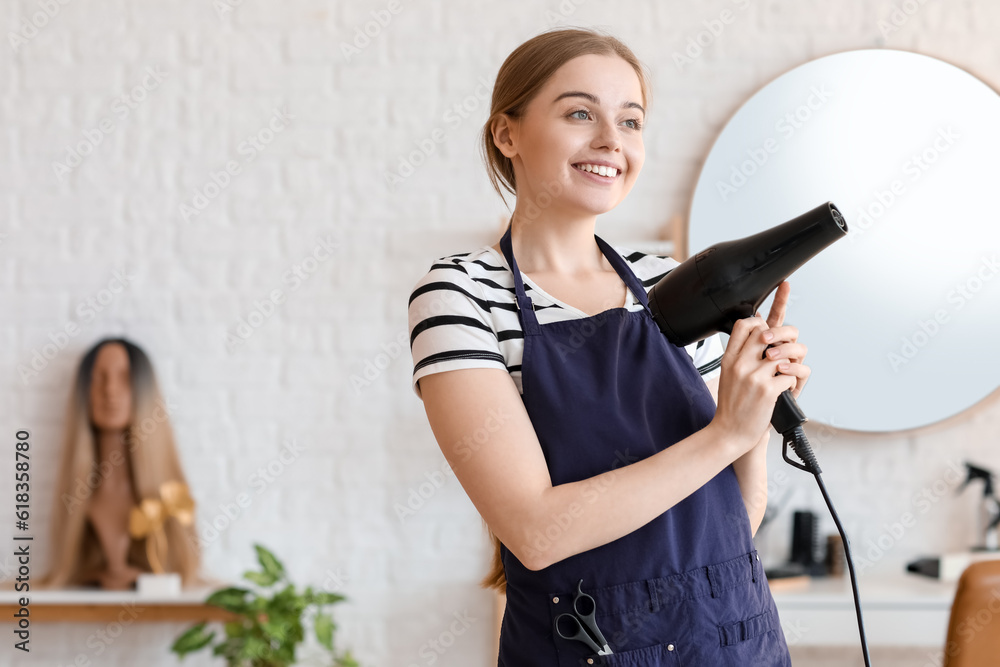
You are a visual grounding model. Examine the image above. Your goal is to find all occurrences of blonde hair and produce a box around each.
[477,28,651,594]
[38,338,202,589]
[480,27,651,211]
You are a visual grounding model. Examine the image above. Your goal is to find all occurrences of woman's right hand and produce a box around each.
[709,316,798,457]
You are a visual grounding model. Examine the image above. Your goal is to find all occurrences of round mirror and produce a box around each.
[688,49,1000,433]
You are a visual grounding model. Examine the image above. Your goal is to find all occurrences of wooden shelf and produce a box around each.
[0,587,238,623]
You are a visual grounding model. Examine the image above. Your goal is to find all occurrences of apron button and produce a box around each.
[587,660,594,665]
[552,596,559,604]
[667,644,675,651]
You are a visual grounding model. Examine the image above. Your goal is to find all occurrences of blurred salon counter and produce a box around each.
[770,572,956,647]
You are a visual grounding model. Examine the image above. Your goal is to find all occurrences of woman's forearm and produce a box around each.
[731,431,770,537]
[520,422,746,571]
[706,374,769,537]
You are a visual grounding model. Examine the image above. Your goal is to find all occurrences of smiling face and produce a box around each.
[495,53,646,217]
[88,343,132,432]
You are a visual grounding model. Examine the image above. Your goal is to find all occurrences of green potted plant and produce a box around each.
[171,544,359,667]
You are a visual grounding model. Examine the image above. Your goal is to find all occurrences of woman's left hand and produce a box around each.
[745,281,810,447]
[759,280,810,402]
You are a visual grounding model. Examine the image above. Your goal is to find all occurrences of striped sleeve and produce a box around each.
[407,258,507,401]
[687,333,724,381]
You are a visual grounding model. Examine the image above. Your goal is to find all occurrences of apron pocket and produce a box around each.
[580,641,681,667]
[715,607,788,666]
[717,609,775,646]
[549,588,688,667]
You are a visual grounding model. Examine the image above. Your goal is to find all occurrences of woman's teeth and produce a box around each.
[574,163,618,178]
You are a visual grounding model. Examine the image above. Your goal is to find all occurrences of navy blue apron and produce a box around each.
[496,223,791,667]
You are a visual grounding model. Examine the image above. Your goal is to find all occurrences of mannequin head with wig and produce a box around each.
[39,337,201,588]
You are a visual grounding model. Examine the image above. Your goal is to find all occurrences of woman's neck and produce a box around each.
[504,206,606,276]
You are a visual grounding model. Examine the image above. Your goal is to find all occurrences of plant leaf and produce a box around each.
[337,650,360,667]
[171,622,215,656]
[311,591,347,606]
[243,569,280,587]
[224,620,246,638]
[242,635,271,662]
[206,586,251,613]
[254,543,286,580]
[213,636,243,659]
[314,612,334,650]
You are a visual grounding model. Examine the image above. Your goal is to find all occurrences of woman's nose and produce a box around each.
[592,119,622,152]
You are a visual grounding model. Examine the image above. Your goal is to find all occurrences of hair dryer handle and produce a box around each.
[771,390,806,434]
[774,390,823,474]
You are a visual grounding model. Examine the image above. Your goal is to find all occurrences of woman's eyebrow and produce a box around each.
[552,90,645,115]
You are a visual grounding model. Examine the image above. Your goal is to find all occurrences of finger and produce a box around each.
[760,324,801,362]
[749,323,777,363]
[761,323,799,345]
[725,316,768,359]
[765,281,791,330]
[764,342,808,362]
[791,373,810,399]
[774,364,800,394]
[776,361,810,395]
[754,358,800,394]
[775,361,809,379]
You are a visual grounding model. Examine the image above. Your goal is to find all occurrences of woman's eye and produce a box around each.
[624,118,643,130]
[569,109,590,120]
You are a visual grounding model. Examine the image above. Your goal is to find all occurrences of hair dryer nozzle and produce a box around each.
[648,201,847,346]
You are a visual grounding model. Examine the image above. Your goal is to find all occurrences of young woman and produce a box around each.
[408,28,808,666]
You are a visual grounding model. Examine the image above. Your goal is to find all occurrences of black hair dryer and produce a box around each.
[647,201,848,472]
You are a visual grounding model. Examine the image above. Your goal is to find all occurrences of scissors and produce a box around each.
[553,579,614,655]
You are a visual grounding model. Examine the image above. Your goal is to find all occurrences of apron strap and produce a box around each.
[500,222,541,336]
[499,222,655,336]
[593,234,653,314]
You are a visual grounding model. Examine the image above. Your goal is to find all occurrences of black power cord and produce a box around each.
[781,423,873,667]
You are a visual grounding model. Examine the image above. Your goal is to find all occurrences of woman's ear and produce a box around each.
[491,113,518,159]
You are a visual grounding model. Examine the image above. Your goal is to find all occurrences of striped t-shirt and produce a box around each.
[407,243,725,401]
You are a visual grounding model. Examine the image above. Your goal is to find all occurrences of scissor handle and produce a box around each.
[572,579,612,652]
[571,580,596,617]
[554,612,602,654]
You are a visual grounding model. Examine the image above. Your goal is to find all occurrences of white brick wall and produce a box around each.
[1,1,999,665]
